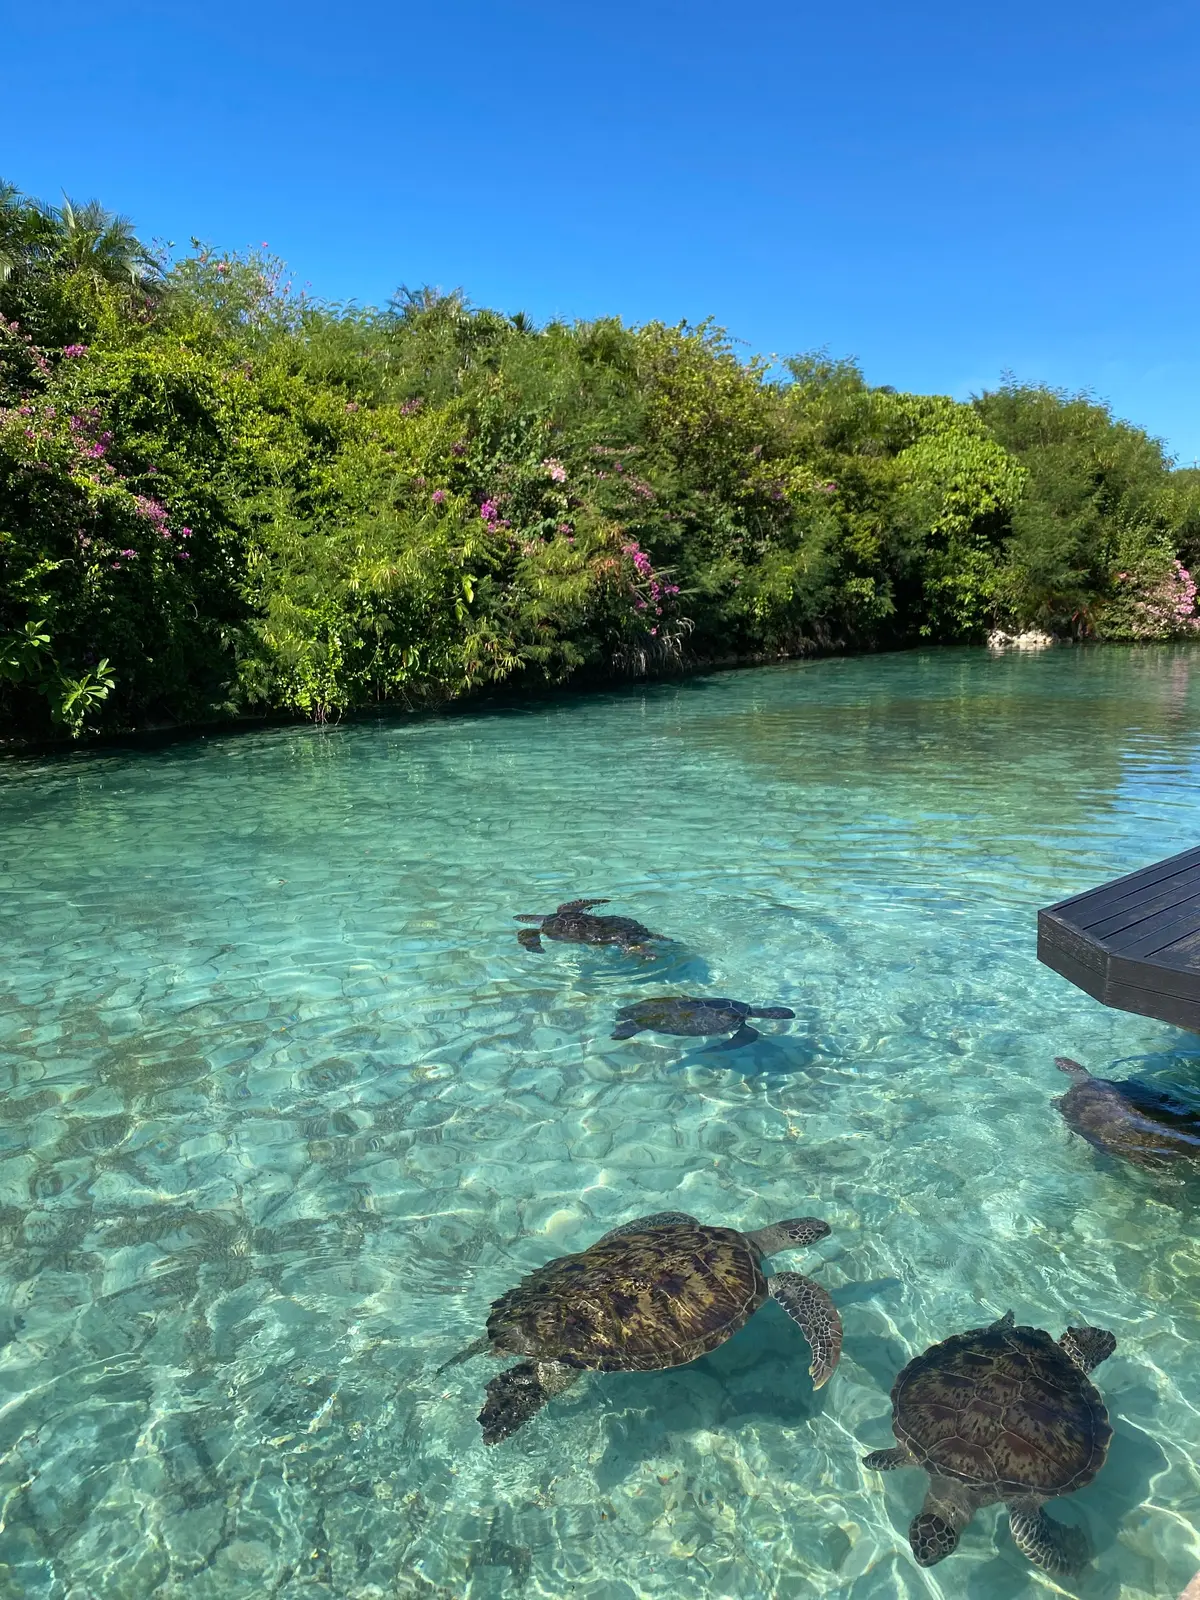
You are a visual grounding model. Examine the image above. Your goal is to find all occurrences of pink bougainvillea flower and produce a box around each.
[432,489,446,505]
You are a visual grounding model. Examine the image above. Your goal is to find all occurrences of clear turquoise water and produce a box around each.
[1,645,1199,1600]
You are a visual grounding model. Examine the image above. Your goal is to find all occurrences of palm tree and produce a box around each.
[0,180,56,284]
[51,195,160,293]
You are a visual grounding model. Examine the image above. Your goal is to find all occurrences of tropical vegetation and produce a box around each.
[2,179,1198,740]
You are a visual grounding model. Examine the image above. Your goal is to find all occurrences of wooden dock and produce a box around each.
[1038,845,1200,1032]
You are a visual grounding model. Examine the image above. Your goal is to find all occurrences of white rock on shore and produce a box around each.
[987,628,1056,650]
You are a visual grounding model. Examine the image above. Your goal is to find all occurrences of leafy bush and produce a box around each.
[1,177,1197,741]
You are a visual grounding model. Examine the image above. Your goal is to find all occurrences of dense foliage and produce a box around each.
[2,181,1198,739]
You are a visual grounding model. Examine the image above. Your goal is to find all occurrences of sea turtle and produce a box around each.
[514,898,667,958]
[1054,1056,1200,1172]
[440,1210,843,1444]
[611,995,795,1049]
[863,1310,1116,1574]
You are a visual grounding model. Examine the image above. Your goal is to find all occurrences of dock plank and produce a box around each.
[1049,846,1200,927]
[1038,847,1200,1033]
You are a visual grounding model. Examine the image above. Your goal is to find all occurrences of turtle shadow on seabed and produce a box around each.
[669,1033,822,1079]
[612,948,715,988]
[591,1280,901,1495]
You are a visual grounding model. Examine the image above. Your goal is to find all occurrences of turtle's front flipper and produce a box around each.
[610,1021,641,1040]
[1055,1056,1091,1078]
[479,1360,580,1445]
[436,1334,489,1375]
[703,1022,759,1051]
[558,898,609,913]
[862,1445,914,1471]
[516,929,544,952]
[622,941,660,961]
[768,1271,843,1387]
[1008,1502,1091,1575]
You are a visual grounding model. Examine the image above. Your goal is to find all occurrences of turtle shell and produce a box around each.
[617,997,749,1036]
[485,1220,766,1372]
[545,910,657,945]
[891,1322,1112,1496]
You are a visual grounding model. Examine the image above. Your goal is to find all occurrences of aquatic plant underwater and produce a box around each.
[1,645,1199,1597]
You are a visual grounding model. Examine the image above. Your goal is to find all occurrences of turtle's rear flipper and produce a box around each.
[1058,1324,1116,1373]
[768,1271,843,1387]
[517,929,544,953]
[610,1021,641,1039]
[1008,1503,1091,1576]
[436,1334,489,1375]
[479,1360,580,1445]
[703,1023,759,1051]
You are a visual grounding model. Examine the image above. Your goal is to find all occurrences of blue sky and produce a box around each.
[5,0,1199,461]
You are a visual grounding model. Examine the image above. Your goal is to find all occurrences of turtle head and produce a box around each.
[1055,1056,1091,1079]
[1059,1324,1116,1373]
[746,1217,830,1256]
[909,1511,961,1565]
[749,1006,796,1020]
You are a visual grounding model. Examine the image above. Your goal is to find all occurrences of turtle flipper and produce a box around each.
[768,1271,843,1387]
[1055,1056,1091,1078]
[862,1446,913,1471]
[621,941,660,960]
[598,1211,696,1242]
[1058,1324,1116,1373]
[436,1334,489,1375]
[703,1022,759,1051]
[558,898,609,913]
[479,1360,580,1445]
[610,1021,642,1040]
[516,929,544,952]
[1008,1501,1091,1575]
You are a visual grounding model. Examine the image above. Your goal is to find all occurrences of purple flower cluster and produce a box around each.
[622,539,680,621]
[62,344,89,358]
[479,498,512,531]
[1113,559,1200,638]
